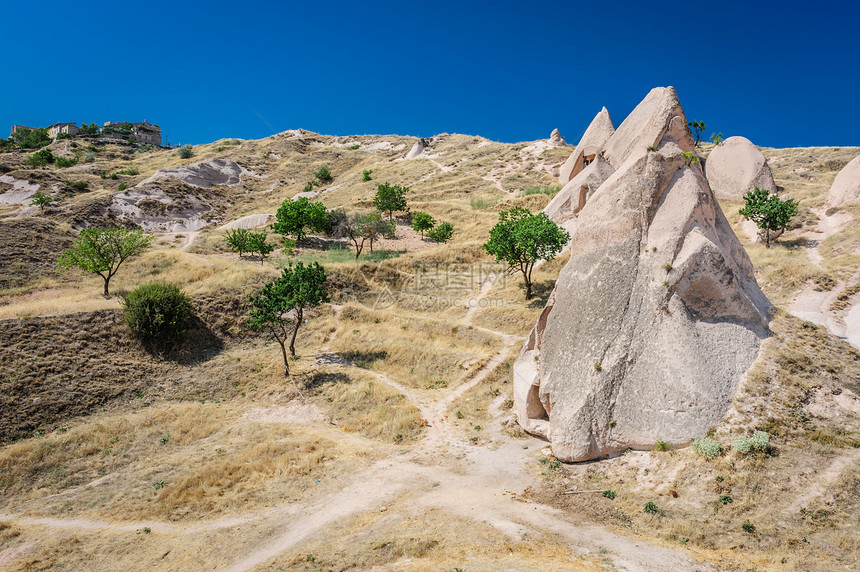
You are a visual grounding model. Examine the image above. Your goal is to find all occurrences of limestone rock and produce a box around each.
[141,158,244,188]
[515,89,771,462]
[405,138,428,159]
[558,107,614,184]
[827,156,860,209]
[549,128,566,147]
[704,136,777,200]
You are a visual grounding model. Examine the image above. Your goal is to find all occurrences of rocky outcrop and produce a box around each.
[704,136,776,200]
[405,138,429,159]
[141,158,244,188]
[558,107,614,184]
[827,156,860,209]
[515,87,771,462]
[549,128,566,147]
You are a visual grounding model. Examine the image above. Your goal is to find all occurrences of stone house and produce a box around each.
[102,121,162,146]
[47,122,80,138]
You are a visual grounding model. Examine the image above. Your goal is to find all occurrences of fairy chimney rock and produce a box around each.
[515,88,771,462]
[558,107,615,184]
[549,128,566,146]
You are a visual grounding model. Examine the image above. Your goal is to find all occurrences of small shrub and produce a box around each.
[750,430,770,452]
[117,167,139,176]
[593,363,602,372]
[69,180,89,191]
[314,165,332,182]
[154,480,167,490]
[732,436,752,454]
[55,156,78,168]
[302,181,315,193]
[644,501,660,515]
[663,263,673,272]
[719,494,733,505]
[123,283,193,347]
[655,440,668,452]
[427,221,454,243]
[349,144,360,150]
[118,182,129,191]
[178,145,193,159]
[27,149,55,167]
[692,437,722,459]
[30,192,54,209]
[646,145,658,151]
[56,132,73,140]
[520,185,561,197]
[742,522,755,533]
[83,152,96,163]
[362,169,373,182]
[602,490,617,500]
[470,197,498,210]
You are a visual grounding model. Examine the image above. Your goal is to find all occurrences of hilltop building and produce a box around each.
[47,122,80,138]
[8,121,163,146]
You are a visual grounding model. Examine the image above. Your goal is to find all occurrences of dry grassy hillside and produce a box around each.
[0,130,859,571]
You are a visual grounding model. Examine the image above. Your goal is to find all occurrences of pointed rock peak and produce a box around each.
[405,138,428,159]
[603,86,694,169]
[549,128,566,146]
[705,136,777,200]
[558,108,616,184]
[515,128,771,462]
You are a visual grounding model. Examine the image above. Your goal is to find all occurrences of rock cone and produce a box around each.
[558,107,614,184]
[549,128,566,146]
[515,88,771,462]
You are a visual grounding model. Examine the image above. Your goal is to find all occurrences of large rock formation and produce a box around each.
[704,136,777,200]
[141,158,244,188]
[549,128,566,147]
[558,107,615,185]
[405,138,428,159]
[544,155,615,234]
[515,87,771,462]
[827,155,860,209]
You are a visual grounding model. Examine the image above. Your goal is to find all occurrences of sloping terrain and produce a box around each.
[0,127,859,571]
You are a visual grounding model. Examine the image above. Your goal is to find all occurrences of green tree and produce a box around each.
[411,211,435,238]
[57,227,153,296]
[12,127,52,149]
[123,283,193,348]
[373,182,409,222]
[314,165,333,183]
[225,228,253,257]
[247,231,275,264]
[178,145,193,159]
[738,186,798,247]
[364,212,394,252]
[248,262,329,377]
[332,212,391,258]
[688,120,706,147]
[483,207,570,299]
[271,197,330,243]
[428,221,454,243]
[710,132,724,145]
[27,149,55,167]
[30,192,54,209]
[79,123,100,137]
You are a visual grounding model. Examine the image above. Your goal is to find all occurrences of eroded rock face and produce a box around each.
[544,155,615,232]
[515,89,771,462]
[405,138,428,159]
[558,107,615,184]
[549,128,566,147]
[141,158,244,188]
[828,156,860,209]
[704,136,776,200]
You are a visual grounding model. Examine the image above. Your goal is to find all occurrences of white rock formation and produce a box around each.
[544,155,615,227]
[827,156,860,209]
[219,213,274,230]
[515,87,771,462]
[141,158,244,188]
[704,136,777,200]
[405,138,428,159]
[558,107,615,185]
[0,175,40,205]
[549,128,566,147]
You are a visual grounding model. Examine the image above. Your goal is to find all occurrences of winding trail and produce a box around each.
[1,273,714,571]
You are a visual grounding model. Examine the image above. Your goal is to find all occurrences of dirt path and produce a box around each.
[1,270,712,571]
[789,208,860,349]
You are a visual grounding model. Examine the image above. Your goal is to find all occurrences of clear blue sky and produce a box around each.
[4,1,858,147]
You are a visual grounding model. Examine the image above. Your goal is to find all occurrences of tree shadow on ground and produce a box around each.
[527,280,556,308]
[145,316,225,366]
[336,350,388,368]
[301,370,351,391]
